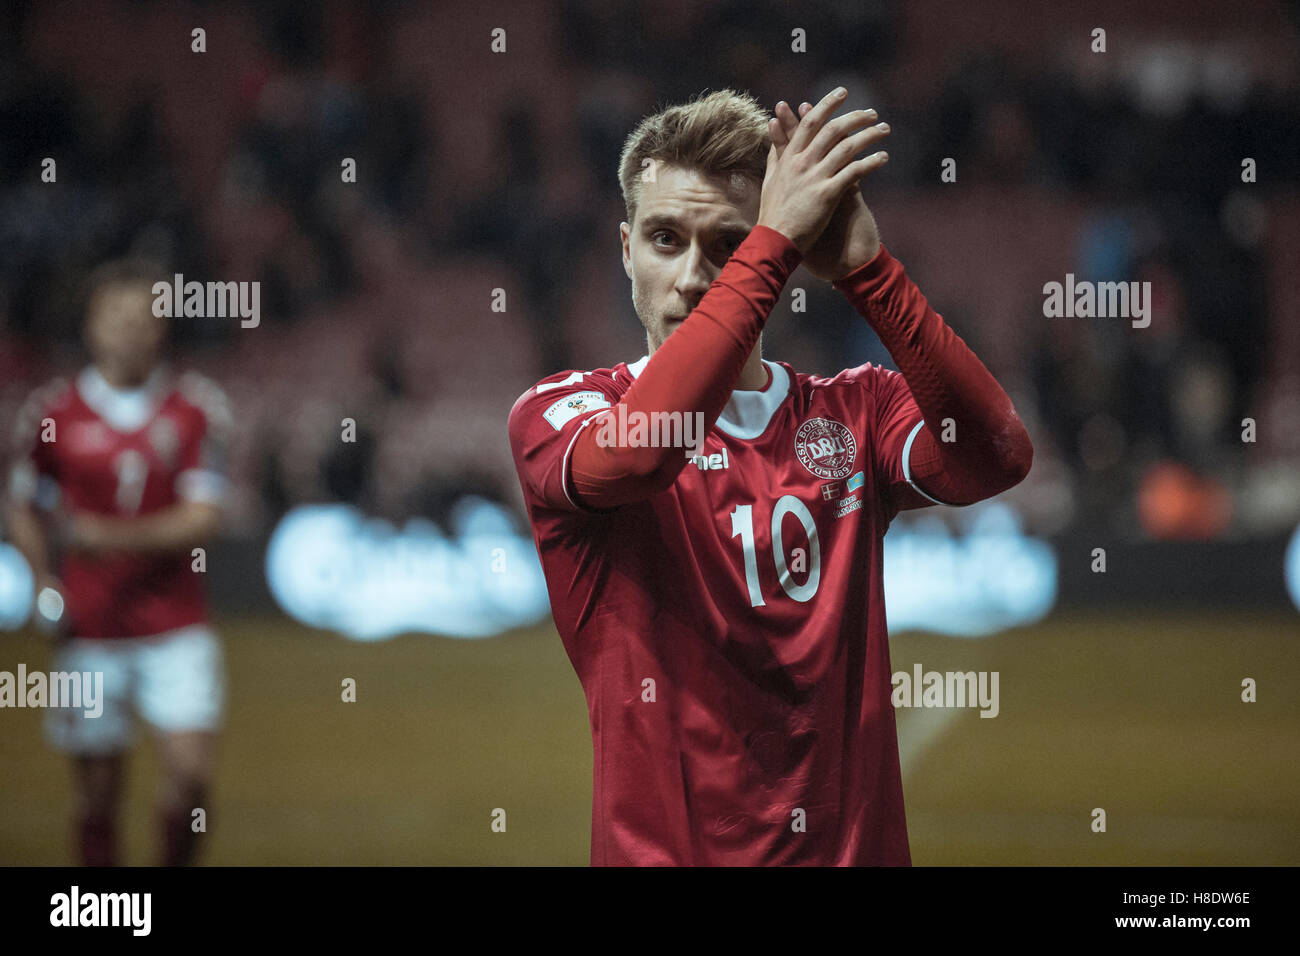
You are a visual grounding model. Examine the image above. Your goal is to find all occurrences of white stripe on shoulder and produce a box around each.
[178,371,234,434]
[10,378,69,452]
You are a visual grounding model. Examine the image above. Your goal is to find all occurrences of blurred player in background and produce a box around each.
[5,260,232,866]
[509,88,1033,865]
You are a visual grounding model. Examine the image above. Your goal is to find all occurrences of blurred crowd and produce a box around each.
[2,0,1298,542]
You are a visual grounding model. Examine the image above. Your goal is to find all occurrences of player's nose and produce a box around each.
[674,243,714,299]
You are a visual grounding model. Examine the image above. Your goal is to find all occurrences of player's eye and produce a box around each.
[651,231,676,248]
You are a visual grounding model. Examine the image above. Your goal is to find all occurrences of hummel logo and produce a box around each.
[689,448,730,471]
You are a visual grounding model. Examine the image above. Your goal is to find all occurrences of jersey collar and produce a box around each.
[77,365,169,432]
[625,355,790,440]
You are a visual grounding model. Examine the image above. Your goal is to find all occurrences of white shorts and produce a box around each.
[44,624,225,755]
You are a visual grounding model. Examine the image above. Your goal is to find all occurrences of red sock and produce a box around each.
[78,815,117,867]
[159,804,202,867]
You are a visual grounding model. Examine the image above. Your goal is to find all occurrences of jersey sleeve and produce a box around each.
[851,365,937,520]
[507,371,618,515]
[175,372,233,505]
[6,381,65,509]
[834,244,1033,510]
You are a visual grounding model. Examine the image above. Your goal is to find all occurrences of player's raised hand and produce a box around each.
[770,98,889,280]
[756,88,887,257]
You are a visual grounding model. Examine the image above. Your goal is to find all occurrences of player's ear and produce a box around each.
[620,222,634,280]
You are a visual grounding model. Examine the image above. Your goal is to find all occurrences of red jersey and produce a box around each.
[509,353,931,865]
[9,366,231,638]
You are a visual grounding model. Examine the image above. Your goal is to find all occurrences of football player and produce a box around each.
[508,88,1033,865]
[6,260,232,866]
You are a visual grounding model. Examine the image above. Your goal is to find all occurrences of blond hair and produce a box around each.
[618,88,770,223]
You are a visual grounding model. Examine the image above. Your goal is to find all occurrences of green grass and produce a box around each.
[1,609,1296,865]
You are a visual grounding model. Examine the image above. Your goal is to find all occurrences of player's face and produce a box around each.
[85,283,167,386]
[620,163,760,352]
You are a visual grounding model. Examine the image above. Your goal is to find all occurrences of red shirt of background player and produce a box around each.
[11,367,229,639]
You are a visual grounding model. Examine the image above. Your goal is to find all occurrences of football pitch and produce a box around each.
[2,609,1297,865]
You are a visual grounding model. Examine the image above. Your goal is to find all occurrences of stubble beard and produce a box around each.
[632,283,670,354]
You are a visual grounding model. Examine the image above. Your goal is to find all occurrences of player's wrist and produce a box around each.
[751,220,798,248]
[743,224,805,278]
[831,241,891,288]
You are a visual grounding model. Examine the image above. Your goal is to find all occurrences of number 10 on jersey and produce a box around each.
[730,497,821,607]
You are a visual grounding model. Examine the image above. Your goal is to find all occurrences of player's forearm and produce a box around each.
[834,245,1032,504]
[70,501,221,555]
[571,225,802,507]
[5,502,55,582]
